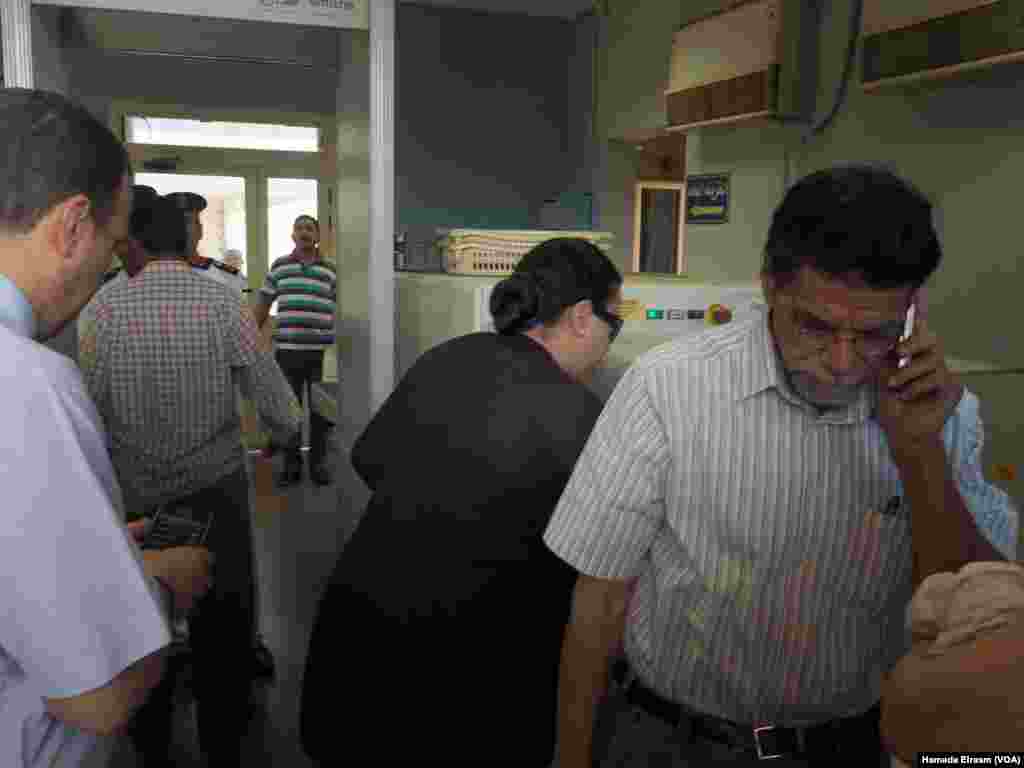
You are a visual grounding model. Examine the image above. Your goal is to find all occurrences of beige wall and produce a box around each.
[598,0,1024,367]
[595,0,1024,514]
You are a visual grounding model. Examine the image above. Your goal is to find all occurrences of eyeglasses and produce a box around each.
[593,305,624,343]
[789,305,904,360]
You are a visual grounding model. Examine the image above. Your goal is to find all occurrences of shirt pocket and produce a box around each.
[837,498,912,618]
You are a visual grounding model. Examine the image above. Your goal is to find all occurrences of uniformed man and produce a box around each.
[164,191,245,294]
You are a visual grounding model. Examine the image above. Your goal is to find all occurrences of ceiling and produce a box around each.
[401,0,594,19]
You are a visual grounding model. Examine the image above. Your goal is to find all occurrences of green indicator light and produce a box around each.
[646,309,664,320]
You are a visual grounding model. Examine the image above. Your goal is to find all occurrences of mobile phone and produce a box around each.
[141,505,212,550]
[897,303,915,369]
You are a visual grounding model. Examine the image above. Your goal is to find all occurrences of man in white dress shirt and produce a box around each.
[546,165,1016,767]
[0,88,213,768]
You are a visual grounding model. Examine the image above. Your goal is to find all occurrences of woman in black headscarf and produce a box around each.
[300,238,623,767]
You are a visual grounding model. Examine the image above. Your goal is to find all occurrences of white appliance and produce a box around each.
[394,271,765,401]
[395,272,506,383]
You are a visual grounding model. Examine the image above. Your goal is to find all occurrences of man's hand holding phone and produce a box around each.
[877,299,964,458]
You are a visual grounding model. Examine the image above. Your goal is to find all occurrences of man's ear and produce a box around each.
[47,195,91,261]
[569,299,593,337]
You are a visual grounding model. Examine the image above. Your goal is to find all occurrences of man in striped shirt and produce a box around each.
[254,215,337,486]
[546,165,1017,767]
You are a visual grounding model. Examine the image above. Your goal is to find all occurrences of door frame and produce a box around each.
[631,180,687,275]
[110,99,337,288]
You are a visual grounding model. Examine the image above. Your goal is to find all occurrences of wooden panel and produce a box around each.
[668,0,779,93]
[862,0,998,36]
[635,133,686,181]
[863,1,1024,85]
[862,49,1024,91]
[667,69,773,129]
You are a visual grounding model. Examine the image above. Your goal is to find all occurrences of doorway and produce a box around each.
[116,104,336,290]
[120,106,334,451]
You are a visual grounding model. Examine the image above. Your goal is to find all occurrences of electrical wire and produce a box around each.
[803,0,864,142]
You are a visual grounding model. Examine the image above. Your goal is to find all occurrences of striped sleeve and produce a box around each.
[321,261,338,300]
[944,388,1018,559]
[543,364,671,579]
[260,261,280,300]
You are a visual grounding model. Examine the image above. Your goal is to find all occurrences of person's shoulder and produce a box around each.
[315,259,337,275]
[194,269,237,299]
[0,327,90,405]
[269,255,296,271]
[213,260,240,276]
[190,256,214,271]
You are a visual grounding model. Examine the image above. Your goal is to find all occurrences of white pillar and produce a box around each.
[369,0,395,414]
[1,0,34,88]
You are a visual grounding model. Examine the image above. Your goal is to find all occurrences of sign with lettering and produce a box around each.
[32,0,368,30]
[686,173,730,224]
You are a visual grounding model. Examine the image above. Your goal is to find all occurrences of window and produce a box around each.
[125,116,319,153]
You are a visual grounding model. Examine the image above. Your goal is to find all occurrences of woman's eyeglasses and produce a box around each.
[593,305,624,342]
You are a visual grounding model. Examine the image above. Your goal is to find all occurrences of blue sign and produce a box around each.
[686,173,730,224]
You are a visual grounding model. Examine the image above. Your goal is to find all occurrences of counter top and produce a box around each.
[946,357,1024,375]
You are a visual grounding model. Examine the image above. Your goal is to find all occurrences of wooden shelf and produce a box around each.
[664,110,774,132]
[861,1,1024,91]
[863,49,1024,91]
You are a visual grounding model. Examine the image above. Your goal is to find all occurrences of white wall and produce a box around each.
[32,4,69,94]
[33,4,78,361]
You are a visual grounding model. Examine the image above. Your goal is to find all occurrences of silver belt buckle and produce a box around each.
[753,724,804,760]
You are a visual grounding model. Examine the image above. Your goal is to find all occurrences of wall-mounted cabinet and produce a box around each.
[862,0,1024,90]
[664,0,819,132]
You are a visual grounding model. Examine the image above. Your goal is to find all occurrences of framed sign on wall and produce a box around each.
[686,173,730,225]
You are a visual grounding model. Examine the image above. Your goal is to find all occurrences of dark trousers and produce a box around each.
[275,348,330,467]
[129,467,255,767]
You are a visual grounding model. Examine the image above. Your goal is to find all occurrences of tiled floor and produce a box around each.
[109,453,353,767]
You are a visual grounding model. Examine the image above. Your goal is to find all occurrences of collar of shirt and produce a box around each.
[735,307,873,425]
[0,273,37,339]
[289,248,321,266]
[143,259,192,274]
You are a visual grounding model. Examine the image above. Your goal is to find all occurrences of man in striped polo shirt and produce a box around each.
[255,215,337,486]
[546,165,1017,767]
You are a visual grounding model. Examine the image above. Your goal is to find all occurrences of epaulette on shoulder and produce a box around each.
[213,260,240,275]
[190,256,214,270]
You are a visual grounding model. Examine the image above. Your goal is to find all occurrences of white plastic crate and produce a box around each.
[442,229,614,275]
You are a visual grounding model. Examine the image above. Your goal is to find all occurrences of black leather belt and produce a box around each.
[611,659,879,760]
